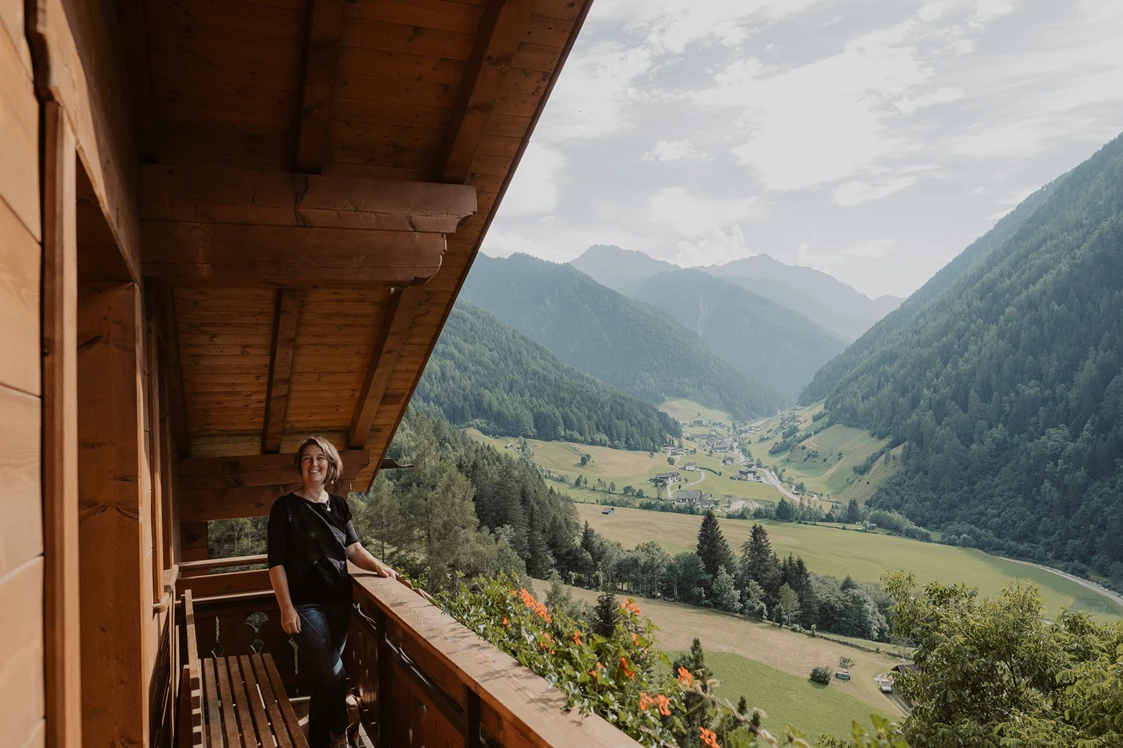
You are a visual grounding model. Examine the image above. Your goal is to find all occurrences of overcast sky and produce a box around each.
[479,0,1123,299]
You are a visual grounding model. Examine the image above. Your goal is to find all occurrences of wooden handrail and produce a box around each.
[348,568,642,748]
[180,554,267,577]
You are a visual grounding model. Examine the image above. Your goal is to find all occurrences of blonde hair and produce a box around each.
[293,436,344,485]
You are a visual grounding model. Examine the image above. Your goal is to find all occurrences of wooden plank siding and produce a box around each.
[0,14,45,748]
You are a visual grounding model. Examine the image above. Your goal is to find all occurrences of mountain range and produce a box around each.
[630,269,847,398]
[570,245,901,341]
[458,253,786,421]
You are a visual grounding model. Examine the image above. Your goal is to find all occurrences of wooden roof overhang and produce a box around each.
[109,0,594,505]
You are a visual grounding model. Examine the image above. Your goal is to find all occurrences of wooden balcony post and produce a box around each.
[375,606,394,748]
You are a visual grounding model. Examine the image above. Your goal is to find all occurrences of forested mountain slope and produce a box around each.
[414,303,681,450]
[631,269,846,398]
[818,133,1123,580]
[801,174,1065,404]
[461,253,785,420]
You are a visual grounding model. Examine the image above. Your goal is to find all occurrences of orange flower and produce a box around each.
[700,727,720,748]
[619,656,635,680]
[631,632,639,645]
[677,667,694,687]
[619,599,642,616]
[572,631,583,645]
[501,617,509,628]
[589,662,604,679]
[639,692,654,711]
[655,693,671,716]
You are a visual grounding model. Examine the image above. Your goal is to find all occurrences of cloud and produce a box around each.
[494,143,566,218]
[841,239,896,258]
[649,187,762,236]
[643,140,709,161]
[537,42,653,143]
[894,87,965,115]
[590,0,829,54]
[833,177,919,206]
[695,22,932,191]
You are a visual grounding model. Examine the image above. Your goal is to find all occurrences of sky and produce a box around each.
[479,0,1123,299]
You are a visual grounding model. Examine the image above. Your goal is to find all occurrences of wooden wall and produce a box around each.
[0,3,45,748]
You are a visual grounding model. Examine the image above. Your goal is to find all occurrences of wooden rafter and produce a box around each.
[348,286,422,449]
[294,0,345,173]
[151,282,191,458]
[262,289,302,453]
[141,223,447,286]
[138,165,476,286]
[139,165,477,232]
[435,0,535,183]
[114,0,158,161]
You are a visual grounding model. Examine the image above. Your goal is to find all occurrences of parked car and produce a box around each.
[834,671,851,681]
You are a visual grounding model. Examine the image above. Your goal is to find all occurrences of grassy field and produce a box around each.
[533,580,905,725]
[660,398,733,426]
[573,504,1123,621]
[700,652,894,740]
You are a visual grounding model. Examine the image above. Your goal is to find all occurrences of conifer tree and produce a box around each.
[696,510,735,581]
[591,586,619,638]
[672,638,714,748]
[741,523,781,595]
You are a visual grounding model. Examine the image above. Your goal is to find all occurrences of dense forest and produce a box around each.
[632,269,846,397]
[808,133,1123,583]
[413,303,680,450]
[459,253,785,420]
[801,173,1064,404]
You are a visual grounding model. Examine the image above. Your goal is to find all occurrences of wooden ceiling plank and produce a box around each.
[348,287,419,448]
[261,289,302,453]
[294,0,345,173]
[436,0,535,183]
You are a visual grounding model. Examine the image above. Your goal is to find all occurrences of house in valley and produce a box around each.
[653,471,680,487]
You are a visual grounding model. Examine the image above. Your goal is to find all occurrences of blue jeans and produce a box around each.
[294,602,351,747]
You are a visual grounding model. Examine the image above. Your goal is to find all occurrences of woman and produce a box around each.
[267,436,396,748]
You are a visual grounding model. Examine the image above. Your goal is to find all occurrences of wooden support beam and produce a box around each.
[41,100,83,748]
[349,287,424,448]
[139,165,477,233]
[294,0,345,173]
[178,449,369,490]
[141,222,447,287]
[77,282,147,747]
[262,289,302,453]
[179,481,353,523]
[435,0,535,183]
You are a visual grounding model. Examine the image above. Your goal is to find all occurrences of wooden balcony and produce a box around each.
[178,560,641,748]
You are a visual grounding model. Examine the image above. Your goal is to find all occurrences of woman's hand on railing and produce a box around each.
[372,560,397,580]
[280,605,302,635]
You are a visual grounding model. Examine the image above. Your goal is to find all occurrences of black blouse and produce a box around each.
[267,492,360,606]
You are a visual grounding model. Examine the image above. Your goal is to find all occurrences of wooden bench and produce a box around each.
[183,590,310,748]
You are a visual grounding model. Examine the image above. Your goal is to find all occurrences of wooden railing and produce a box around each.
[347,571,642,748]
[178,559,641,747]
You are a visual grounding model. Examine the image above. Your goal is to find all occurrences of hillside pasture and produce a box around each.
[660,398,734,425]
[573,504,1123,621]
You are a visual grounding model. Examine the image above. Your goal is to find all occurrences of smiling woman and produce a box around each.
[266,436,396,748]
